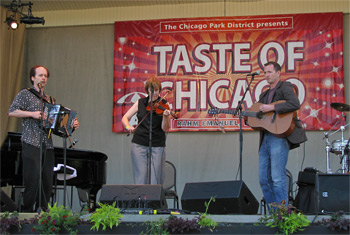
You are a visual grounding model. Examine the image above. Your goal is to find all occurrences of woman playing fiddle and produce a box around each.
[122,77,171,184]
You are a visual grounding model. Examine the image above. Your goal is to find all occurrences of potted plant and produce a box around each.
[257,200,310,235]
[89,201,123,231]
[0,211,21,234]
[32,202,81,234]
[317,211,350,231]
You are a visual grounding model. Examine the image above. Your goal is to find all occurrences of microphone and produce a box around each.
[150,83,154,93]
[247,71,260,76]
[37,83,42,90]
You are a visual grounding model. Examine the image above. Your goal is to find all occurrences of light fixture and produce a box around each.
[4,0,45,30]
[5,16,18,29]
[20,16,45,25]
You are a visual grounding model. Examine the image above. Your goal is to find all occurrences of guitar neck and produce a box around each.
[208,109,261,118]
[208,108,236,115]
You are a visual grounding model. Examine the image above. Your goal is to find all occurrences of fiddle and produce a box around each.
[146,99,178,119]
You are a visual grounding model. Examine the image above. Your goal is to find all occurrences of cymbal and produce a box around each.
[331,103,350,112]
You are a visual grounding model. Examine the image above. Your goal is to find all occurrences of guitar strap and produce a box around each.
[27,88,56,104]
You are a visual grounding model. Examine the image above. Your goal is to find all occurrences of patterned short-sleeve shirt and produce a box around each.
[8,88,54,149]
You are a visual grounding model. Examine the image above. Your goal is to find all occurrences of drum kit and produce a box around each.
[324,102,350,174]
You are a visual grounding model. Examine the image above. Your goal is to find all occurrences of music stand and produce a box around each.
[43,103,77,207]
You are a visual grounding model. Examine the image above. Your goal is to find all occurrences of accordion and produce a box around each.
[43,104,77,138]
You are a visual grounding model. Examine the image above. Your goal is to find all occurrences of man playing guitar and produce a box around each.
[257,61,307,211]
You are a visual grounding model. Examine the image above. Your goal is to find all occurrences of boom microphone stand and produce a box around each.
[233,74,256,181]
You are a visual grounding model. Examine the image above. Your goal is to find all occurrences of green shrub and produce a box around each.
[258,200,310,235]
[33,203,80,234]
[89,202,123,231]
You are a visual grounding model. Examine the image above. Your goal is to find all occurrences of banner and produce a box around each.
[113,12,344,133]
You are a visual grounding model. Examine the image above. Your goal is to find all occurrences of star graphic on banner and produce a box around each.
[128,57,137,77]
[132,41,136,46]
[119,37,127,45]
[324,41,333,50]
[337,83,344,89]
[304,106,324,122]
[313,61,320,66]
[128,62,136,71]
[319,30,323,35]
[331,65,341,73]
[322,78,333,88]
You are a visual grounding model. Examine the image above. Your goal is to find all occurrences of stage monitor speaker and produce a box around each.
[317,174,350,213]
[181,180,259,214]
[0,189,17,212]
[99,184,167,209]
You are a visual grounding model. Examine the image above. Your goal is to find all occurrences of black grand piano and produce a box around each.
[1,132,107,211]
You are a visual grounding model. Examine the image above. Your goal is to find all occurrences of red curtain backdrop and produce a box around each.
[113,12,344,133]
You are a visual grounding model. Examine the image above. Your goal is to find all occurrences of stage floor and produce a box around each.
[14,212,350,223]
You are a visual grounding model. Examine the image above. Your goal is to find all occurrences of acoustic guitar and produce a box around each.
[208,100,296,137]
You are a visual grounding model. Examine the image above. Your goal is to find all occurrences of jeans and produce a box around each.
[259,132,289,210]
[131,143,165,184]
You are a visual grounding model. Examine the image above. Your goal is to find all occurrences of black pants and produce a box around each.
[21,143,55,212]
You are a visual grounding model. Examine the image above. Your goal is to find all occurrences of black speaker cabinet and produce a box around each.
[0,189,17,212]
[317,174,350,213]
[181,180,259,214]
[99,184,167,209]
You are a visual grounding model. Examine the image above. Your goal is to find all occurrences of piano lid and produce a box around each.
[1,132,108,162]
[54,147,107,162]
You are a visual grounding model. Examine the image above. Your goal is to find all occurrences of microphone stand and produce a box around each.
[38,86,44,212]
[340,136,350,173]
[147,86,154,184]
[233,74,256,181]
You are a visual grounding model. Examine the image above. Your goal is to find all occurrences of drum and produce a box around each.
[331,139,349,154]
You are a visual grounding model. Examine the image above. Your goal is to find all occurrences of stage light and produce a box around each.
[20,16,45,25]
[5,16,18,30]
[4,1,45,29]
